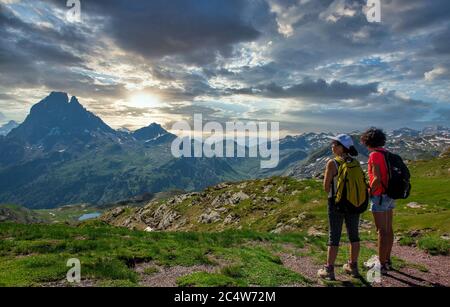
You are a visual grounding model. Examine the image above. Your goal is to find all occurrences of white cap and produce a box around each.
[327,134,354,149]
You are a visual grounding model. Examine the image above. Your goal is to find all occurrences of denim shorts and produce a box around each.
[370,194,395,212]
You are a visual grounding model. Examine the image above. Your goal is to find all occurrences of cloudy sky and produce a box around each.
[0,0,449,134]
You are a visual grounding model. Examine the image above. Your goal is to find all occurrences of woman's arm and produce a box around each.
[369,161,382,194]
[323,160,336,194]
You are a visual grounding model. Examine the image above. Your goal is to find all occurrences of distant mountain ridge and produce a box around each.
[133,123,170,141]
[0,120,19,136]
[0,92,448,208]
[286,127,449,179]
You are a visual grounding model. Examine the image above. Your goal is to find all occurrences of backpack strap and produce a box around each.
[331,158,345,198]
[331,159,339,197]
[333,157,350,202]
[333,159,339,172]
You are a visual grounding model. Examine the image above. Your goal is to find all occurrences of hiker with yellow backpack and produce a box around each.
[318,134,369,280]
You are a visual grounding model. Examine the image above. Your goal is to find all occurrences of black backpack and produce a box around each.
[376,150,411,199]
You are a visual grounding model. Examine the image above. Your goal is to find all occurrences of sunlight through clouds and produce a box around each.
[0,0,449,132]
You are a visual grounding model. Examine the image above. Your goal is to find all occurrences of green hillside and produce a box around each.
[103,155,450,235]
[0,155,448,287]
[0,204,43,224]
[394,154,450,233]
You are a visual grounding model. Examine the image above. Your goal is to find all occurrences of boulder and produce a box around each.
[224,214,240,225]
[211,191,233,208]
[406,202,424,209]
[157,211,180,229]
[263,196,280,203]
[198,210,221,224]
[230,191,250,204]
[307,227,326,237]
[263,185,273,193]
[271,223,294,234]
[214,183,230,190]
[237,182,248,189]
[110,206,126,218]
[276,185,287,193]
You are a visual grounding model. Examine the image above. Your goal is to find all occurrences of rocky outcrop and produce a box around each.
[101,177,323,232]
[0,205,43,224]
[198,209,221,224]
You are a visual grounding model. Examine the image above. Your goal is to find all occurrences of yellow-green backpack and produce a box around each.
[333,157,369,213]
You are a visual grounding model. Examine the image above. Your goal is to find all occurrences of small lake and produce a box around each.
[78,212,101,221]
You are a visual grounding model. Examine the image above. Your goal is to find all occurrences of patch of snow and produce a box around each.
[144,133,167,143]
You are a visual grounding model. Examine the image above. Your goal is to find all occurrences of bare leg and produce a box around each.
[386,209,394,263]
[350,242,360,263]
[327,246,339,266]
[372,211,389,264]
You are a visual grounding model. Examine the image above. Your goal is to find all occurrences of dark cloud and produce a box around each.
[0,3,91,54]
[282,90,432,131]
[384,0,450,32]
[0,93,14,101]
[232,79,379,99]
[0,0,449,132]
[47,0,261,65]
[15,39,83,66]
[431,28,450,55]
[0,3,92,90]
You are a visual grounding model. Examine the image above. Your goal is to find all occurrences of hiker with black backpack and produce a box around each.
[360,127,411,275]
[318,134,369,280]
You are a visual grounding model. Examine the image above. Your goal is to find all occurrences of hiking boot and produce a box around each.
[386,259,393,270]
[343,262,360,277]
[380,263,389,275]
[317,265,335,280]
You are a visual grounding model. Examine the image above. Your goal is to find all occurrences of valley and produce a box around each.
[0,92,448,209]
[0,152,448,287]
[0,92,448,287]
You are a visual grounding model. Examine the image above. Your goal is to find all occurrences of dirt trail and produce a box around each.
[278,252,325,286]
[136,262,216,287]
[281,242,449,287]
[368,243,449,287]
[133,242,449,287]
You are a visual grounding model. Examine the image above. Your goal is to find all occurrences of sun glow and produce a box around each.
[128,93,161,108]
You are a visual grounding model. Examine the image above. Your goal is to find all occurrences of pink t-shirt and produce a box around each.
[368,148,389,196]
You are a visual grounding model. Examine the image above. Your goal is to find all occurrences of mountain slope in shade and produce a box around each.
[392,127,420,138]
[0,204,43,223]
[0,92,448,209]
[0,120,19,136]
[133,123,171,141]
[0,93,260,208]
[7,92,116,150]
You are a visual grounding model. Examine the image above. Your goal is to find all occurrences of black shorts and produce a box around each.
[327,198,360,246]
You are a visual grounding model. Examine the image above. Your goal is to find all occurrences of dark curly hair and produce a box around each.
[360,127,386,148]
